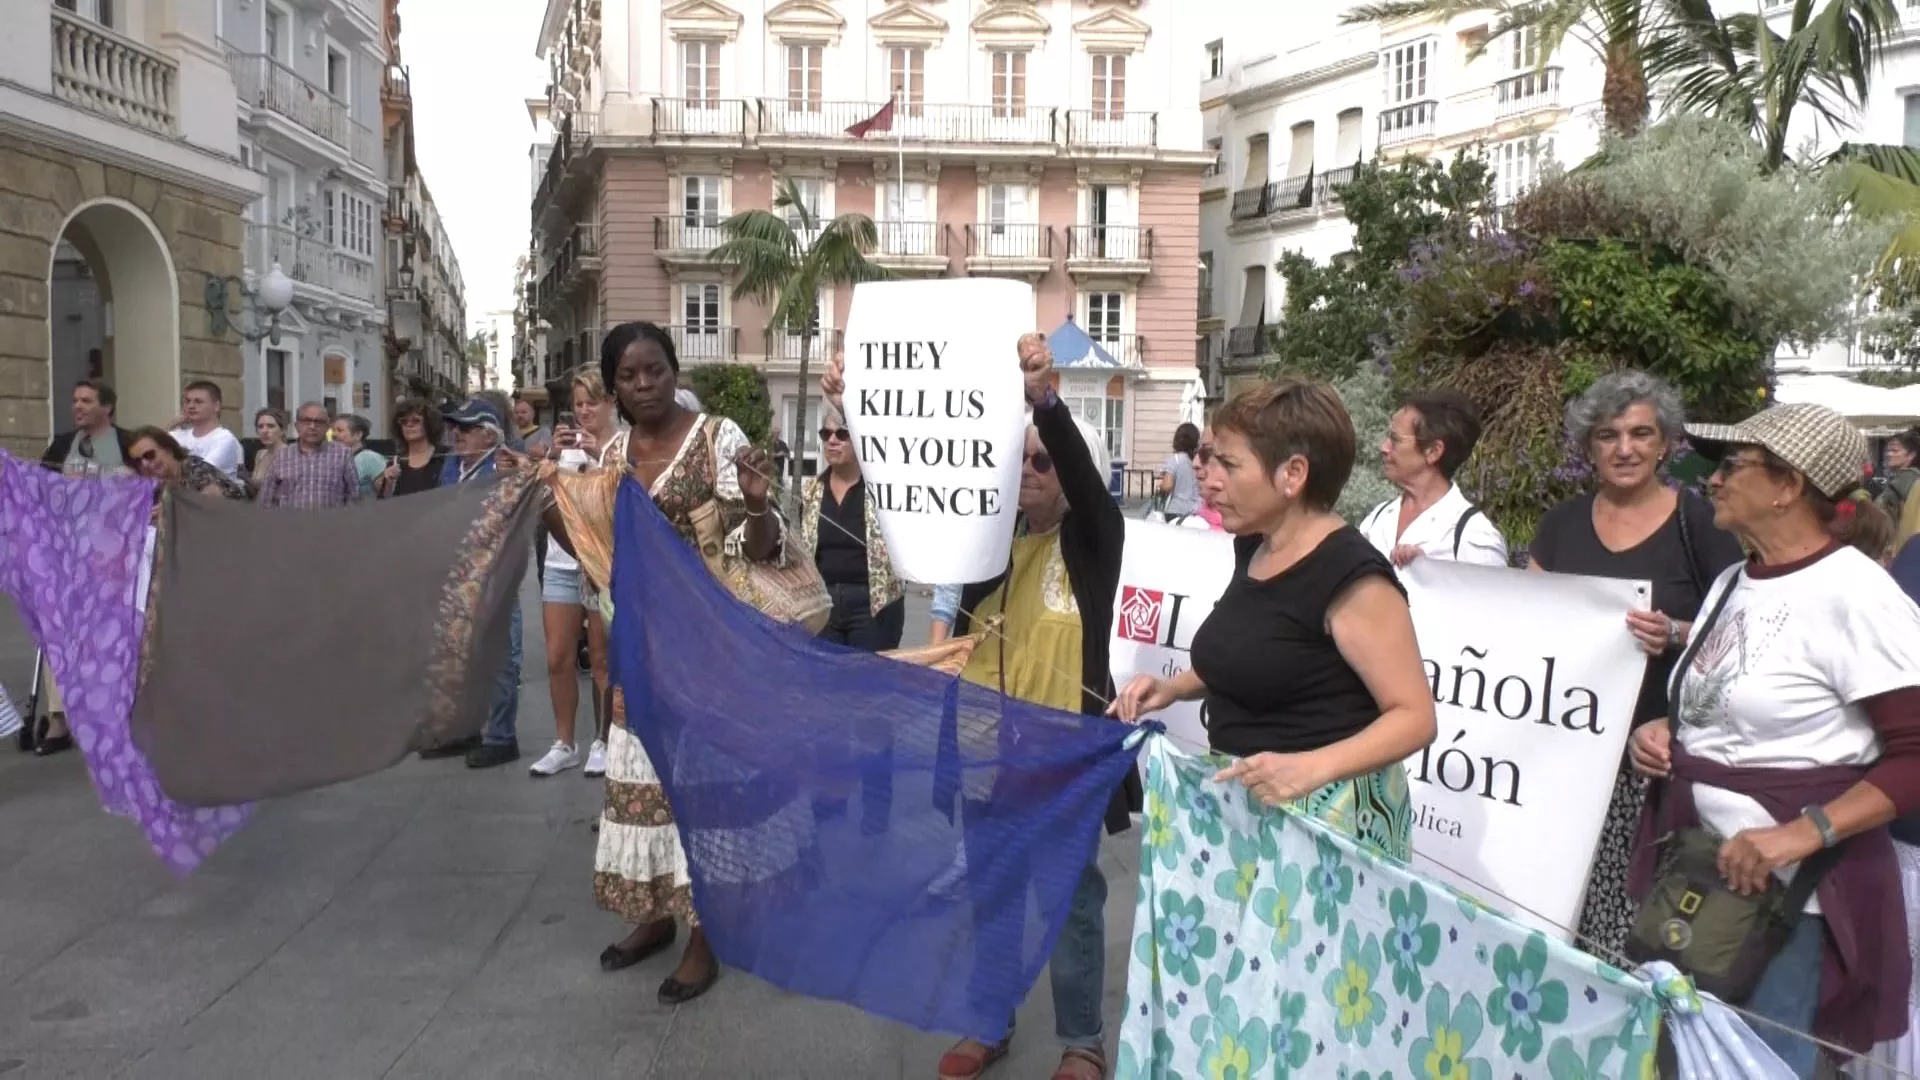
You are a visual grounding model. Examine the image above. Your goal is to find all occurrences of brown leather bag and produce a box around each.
[687,419,832,632]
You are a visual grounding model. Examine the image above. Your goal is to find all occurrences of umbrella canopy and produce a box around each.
[1047,318,1122,369]
[1772,374,1920,431]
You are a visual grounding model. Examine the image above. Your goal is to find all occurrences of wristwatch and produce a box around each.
[1801,804,1838,849]
[1665,618,1684,649]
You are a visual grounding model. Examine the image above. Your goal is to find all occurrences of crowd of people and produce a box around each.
[13,328,1920,1080]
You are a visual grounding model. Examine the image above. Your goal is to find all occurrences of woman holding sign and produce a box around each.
[1109,378,1438,855]
[824,333,1136,1080]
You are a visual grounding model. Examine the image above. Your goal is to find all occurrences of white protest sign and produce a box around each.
[1107,520,1237,753]
[842,278,1031,583]
[1398,558,1648,940]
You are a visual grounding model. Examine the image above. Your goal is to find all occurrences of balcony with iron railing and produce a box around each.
[666,324,741,363]
[51,8,177,136]
[757,100,1059,145]
[1065,109,1158,149]
[654,215,726,256]
[1379,100,1438,146]
[873,221,948,259]
[225,47,378,170]
[964,223,1054,262]
[653,98,751,139]
[764,328,845,363]
[530,112,598,226]
[1230,184,1271,221]
[1085,334,1147,368]
[1266,174,1316,215]
[1495,67,1562,119]
[1066,225,1153,264]
[1316,164,1361,204]
[1226,323,1270,359]
[247,222,378,307]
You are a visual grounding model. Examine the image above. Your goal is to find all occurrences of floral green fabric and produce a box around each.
[1120,738,1662,1080]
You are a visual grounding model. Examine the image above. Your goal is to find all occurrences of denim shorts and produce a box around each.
[542,564,583,606]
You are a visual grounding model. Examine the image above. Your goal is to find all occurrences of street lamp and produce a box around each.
[204,262,295,345]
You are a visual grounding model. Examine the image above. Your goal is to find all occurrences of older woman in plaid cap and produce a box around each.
[1628,402,1920,1075]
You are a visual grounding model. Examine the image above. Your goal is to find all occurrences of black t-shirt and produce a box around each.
[815,478,869,587]
[1528,490,1745,728]
[391,457,441,497]
[1194,526,1405,757]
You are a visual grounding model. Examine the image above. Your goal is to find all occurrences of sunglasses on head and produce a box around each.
[1025,450,1053,474]
[819,427,851,443]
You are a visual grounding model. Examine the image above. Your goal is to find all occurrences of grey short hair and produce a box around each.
[1563,369,1686,454]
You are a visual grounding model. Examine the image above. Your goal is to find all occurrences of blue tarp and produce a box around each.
[608,483,1147,1040]
[1048,318,1122,369]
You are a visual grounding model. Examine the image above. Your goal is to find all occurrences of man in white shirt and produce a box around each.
[169,380,243,476]
[1361,390,1509,568]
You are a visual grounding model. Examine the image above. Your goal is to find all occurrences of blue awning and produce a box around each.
[1048,318,1122,369]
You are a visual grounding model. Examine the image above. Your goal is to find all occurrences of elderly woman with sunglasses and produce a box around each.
[799,363,905,652]
[1627,404,1920,1075]
[824,333,1137,1080]
[125,427,250,505]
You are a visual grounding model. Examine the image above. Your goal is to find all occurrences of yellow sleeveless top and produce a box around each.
[961,527,1085,713]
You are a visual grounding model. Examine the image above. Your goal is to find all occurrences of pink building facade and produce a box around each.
[524,0,1208,474]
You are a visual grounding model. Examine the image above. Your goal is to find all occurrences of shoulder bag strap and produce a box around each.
[1780,840,1846,915]
[1669,567,1742,720]
[1364,500,1393,536]
[1452,506,1484,559]
[1675,489,1708,597]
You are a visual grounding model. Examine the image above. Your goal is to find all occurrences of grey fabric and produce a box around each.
[131,470,543,806]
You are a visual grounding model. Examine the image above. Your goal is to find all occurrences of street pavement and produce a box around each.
[0,579,1142,1079]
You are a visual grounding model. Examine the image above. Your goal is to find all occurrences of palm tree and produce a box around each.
[709,177,891,504]
[1646,0,1900,172]
[1344,0,1667,135]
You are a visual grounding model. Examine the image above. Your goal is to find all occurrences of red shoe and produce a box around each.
[1051,1047,1106,1080]
[937,1037,1010,1080]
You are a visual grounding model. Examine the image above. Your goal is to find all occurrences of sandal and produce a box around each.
[936,1037,1010,1080]
[1051,1047,1107,1080]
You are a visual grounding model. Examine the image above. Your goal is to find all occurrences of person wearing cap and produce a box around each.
[419,395,529,770]
[1627,402,1920,1074]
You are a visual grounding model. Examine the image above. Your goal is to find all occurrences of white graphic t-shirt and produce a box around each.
[1673,547,1920,907]
[171,425,243,476]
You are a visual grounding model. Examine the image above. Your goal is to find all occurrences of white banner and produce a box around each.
[1107,538,1649,943]
[842,279,1031,583]
[1398,558,1648,940]
[1106,520,1237,753]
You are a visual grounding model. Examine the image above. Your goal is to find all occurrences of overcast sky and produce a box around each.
[401,0,547,330]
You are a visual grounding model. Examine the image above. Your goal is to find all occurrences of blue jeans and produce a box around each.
[1047,857,1108,1048]
[1746,914,1826,1077]
[482,601,522,748]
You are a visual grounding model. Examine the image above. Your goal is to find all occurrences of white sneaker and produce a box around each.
[583,739,607,778]
[529,741,582,777]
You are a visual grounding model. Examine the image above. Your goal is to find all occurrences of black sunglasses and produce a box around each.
[819,427,851,443]
[1025,451,1053,474]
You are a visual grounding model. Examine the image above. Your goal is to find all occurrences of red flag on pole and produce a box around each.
[845,98,895,138]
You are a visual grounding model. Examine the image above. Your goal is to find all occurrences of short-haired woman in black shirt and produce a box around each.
[1112,378,1437,859]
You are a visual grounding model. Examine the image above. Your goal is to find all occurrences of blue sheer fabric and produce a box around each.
[608,482,1147,1040]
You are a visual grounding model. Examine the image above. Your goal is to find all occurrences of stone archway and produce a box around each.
[46,198,179,432]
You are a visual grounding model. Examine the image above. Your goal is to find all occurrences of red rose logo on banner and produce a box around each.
[1117,585,1163,644]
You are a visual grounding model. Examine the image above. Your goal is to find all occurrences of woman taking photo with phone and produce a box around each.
[529,370,627,779]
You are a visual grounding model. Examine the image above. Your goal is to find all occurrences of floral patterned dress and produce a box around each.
[592,414,787,925]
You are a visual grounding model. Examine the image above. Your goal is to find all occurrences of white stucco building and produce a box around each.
[0,0,263,454]
[1195,2,1603,396]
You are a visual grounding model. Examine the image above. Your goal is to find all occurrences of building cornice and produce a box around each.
[0,83,262,207]
[1226,52,1378,112]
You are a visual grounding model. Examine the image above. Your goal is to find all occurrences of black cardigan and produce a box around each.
[952,395,1141,834]
[40,426,136,470]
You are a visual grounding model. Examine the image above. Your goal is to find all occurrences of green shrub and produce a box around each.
[685,364,773,445]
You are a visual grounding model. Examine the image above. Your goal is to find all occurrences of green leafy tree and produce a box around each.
[710,177,890,498]
[686,364,774,444]
[1268,154,1496,383]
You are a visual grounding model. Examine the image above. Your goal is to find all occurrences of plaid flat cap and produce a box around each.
[1686,403,1869,500]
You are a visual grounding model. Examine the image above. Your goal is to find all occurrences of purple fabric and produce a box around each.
[0,452,249,873]
[1629,741,1909,1051]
